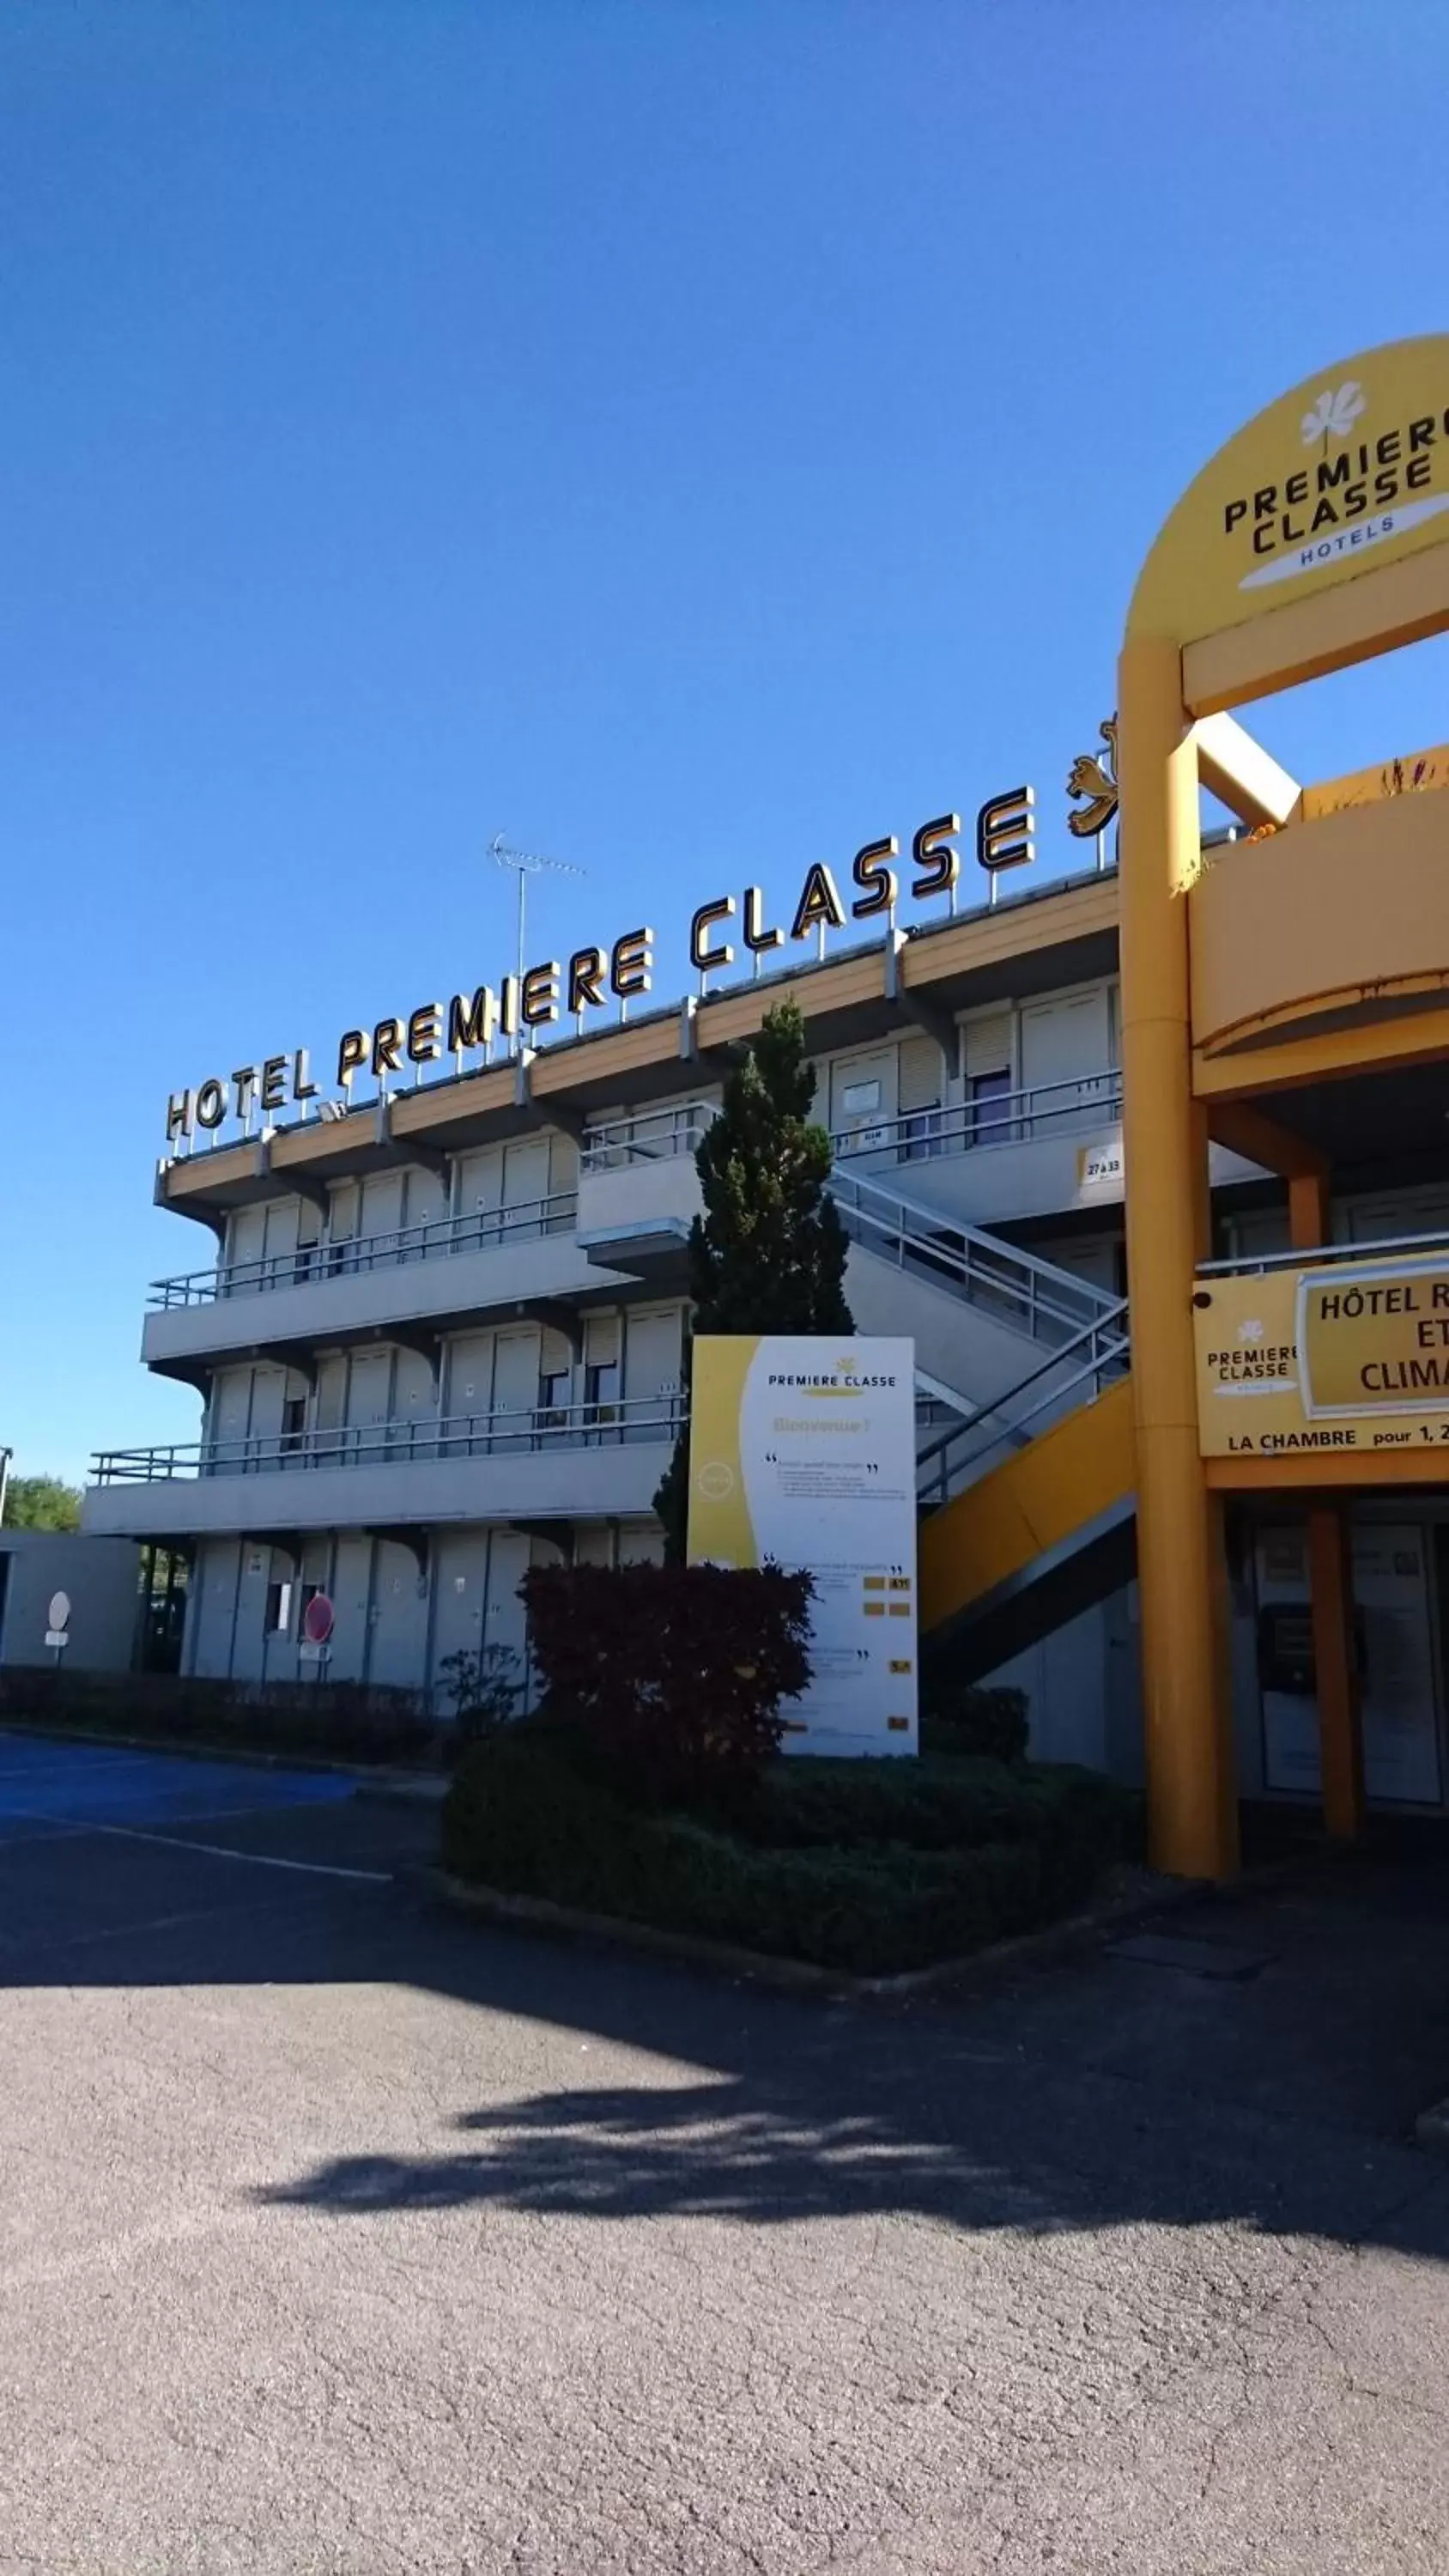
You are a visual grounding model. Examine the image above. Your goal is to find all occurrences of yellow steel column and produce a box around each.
[1307,1508,1366,1840]
[1288,1171,1329,1253]
[1118,635,1239,1878]
[1288,1169,1366,1840]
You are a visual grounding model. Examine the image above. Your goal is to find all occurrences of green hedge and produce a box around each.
[440,1728,1136,1976]
[742,1753,1032,1851]
[0,1666,441,1769]
[917,1657,1028,1763]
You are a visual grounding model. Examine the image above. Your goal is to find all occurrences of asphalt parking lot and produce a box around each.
[4,1727,1449,2574]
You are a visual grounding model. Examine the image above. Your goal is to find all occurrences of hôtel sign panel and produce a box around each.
[1194,1255,1449,1460]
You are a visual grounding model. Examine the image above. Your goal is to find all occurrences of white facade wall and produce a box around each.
[186,1511,664,1704]
[0,1533,142,1674]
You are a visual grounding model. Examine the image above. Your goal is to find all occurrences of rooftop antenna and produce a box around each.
[488,835,586,1012]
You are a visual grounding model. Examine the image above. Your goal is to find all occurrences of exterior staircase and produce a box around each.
[914,1312,1136,1674]
[828,1163,1121,1422]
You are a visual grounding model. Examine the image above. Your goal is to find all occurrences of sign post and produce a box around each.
[687,1334,918,1757]
[300,1592,335,1668]
[45,1591,70,1663]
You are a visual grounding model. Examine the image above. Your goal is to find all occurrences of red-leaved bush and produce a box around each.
[519,1561,814,1796]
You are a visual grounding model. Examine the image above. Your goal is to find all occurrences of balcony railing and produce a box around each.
[579,1103,718,1170]
[1197,1227,1449,1279]
[90,1391,686,1486]
[147,1068,1125,1309]
[578,1072,1123,1171]
[829,1070,1122,1165]
[149,1189,579,1310]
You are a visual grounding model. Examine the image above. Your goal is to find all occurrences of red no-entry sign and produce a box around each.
[302,1592,335,1646]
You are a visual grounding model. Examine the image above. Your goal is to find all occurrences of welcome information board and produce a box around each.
[687,1334,918,1757]
[1194,1253,1449,1459]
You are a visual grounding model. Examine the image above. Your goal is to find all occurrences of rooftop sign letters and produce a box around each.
[1129,334,1449,646]
[163,790,1037,1147]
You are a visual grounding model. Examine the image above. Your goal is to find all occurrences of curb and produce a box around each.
[352,1773,450,1807]
[409,1863,1197,2003]
[0,1717,446,1798]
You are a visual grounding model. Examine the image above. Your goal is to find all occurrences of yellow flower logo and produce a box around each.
[1300,381,1366,449]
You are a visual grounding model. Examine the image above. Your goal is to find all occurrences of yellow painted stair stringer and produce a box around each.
[919,1375,1137,1634]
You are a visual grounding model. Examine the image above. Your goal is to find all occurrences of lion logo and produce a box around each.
[1066,716,1119,840]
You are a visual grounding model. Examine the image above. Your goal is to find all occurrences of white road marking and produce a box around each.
[0,1805,391,1884]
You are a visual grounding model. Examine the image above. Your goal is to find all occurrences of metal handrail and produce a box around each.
[577,1072,1124,1173]
[580,1103,718,1169]
[830,1069,1122,1164]
[915,1298,1131,1509]
[827,1163,1123,1346]
[151,1067,1128,1307]
[1197,1227,1449,1279]
[149,1190,579,1309]
[90,1391,687,1485]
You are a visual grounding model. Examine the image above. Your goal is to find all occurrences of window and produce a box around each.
[280,1395,307,1455]
[967,1068,1012,1145]
[585,1358,621,1428]
[293,1207,321,1285]
[537,1367,572,1431]
[264,1579,293,1636]
[840,1078,881,1117]
[898,1043,943,1163]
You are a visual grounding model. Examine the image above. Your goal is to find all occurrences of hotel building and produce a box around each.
[84,331,1449,1864]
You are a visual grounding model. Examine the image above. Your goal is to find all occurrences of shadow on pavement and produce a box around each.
[244,1840,1449,2269]
[5,1729,1449,2270]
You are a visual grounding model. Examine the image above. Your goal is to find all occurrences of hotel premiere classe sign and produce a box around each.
[163,787,1043,1146]
[1194,1254,1449,1458]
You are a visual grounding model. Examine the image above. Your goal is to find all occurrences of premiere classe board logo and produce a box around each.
[1223,376,1449,592]
[766,1356,899,1397]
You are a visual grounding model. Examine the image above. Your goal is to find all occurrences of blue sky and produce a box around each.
[4,0,1449,1482]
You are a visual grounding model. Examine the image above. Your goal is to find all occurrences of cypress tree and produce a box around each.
[655,998,853,1558]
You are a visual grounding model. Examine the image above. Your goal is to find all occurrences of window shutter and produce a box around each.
[585,1314,621,1366]
[963,1012,1013,1079]
[897,1036,943,1114]
[540,1326,573,1378]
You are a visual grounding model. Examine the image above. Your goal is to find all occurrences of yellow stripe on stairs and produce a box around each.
[919,1375,1137,1634]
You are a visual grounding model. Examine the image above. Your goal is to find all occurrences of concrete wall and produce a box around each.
[0,1532,141,1673]
[184,1515,664,1702]
[982,1586,1144,1782]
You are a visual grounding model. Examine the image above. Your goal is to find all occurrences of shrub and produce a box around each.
[442,1722,621,1894]
[440,1728,1134,1976]
[435,1644,524,1743]
[1009,1762,1143,1912]
[741,1755,1137,1897]
[742,1753,1048,1852]
[519,1560,813,1798]
[619,1824,1045,1977]
[917,1641,1029,1762]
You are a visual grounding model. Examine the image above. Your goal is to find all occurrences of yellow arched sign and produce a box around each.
[1119,329,1449,1884]
[1129,333,1449,647]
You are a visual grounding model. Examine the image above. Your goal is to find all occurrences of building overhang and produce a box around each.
[157,870,1122,1230]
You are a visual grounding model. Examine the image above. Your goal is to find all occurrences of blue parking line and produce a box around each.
[0,1734,355,1830]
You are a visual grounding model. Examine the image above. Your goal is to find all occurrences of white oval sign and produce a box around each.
[47,1591,71,1631]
